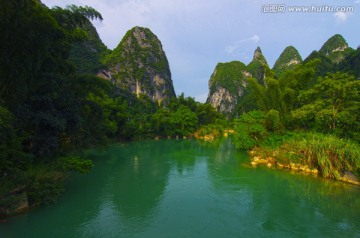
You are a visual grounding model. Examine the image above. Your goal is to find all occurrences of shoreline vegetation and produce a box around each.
[193,124,234,141]
[1,0,359,219]
[194,124,360,186]
[1,1,226,217]
[246,132,360,186]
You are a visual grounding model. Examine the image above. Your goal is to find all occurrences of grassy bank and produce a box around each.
[249,132,360,184]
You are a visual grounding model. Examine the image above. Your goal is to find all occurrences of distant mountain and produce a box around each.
[206,61,250,116]
[206,47,273,115]
[206,34,358,117]
[247,47,269,85]
[273,46,302,77]
[68,18,110,74]
[318,34,353,63]
[303,34,355,77]
[100,26,176,104]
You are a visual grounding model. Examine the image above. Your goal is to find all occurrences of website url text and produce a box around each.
[261,5,355,13]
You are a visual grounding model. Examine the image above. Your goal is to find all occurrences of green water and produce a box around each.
[1,138,360,237]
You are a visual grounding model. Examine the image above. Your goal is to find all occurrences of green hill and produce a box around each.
[273,46,302,77]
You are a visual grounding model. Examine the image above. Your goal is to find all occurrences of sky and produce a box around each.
[42,0,359,102]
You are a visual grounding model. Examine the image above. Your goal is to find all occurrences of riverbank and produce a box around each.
[0,156,93,218]
[3,138,360,237]
[194,123,234,141]
[247,132,360,186]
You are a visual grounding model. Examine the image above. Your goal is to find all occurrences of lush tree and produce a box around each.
[196,103,224,125]
[337,48,360,79]
[169,105,198,137]
[234,111,267,149]
[0,0,106,213]
[265,109,281,132]
[0,104,30,179]
[151,107,172,136]
[0,0,104,157]
[291,72,360,141]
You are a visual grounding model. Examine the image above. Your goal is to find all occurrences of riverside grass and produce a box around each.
[259,132,360,180]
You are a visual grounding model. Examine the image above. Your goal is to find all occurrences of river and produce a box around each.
[1,138,360,237]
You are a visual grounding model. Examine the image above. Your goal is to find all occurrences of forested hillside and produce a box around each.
[0,0,359,218]
[0,0,222,216]
[232,54,360,184]
[204,31,359,184]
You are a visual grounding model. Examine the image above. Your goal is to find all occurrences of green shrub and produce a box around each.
[286,133,360,179]
[265,109,281,132]
[60,156,94,174]
[234,111,267,149]
[25,166,65,206]
[196,124,224,137]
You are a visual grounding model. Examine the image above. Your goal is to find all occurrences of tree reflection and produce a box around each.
[206,138,360,236]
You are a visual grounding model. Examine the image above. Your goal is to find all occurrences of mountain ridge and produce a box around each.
[206,33,357,116]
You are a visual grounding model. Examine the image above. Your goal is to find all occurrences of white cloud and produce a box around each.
[225,35,260,54]
[333,11,351,22]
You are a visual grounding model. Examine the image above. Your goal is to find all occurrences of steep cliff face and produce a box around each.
[272,46,302,77]
[247,47,269,85]
[104,26,176,104]
[206,61,250,116]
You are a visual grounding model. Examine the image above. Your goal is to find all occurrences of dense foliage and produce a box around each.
[338,48,360,78]
[153,94,224,137]
[284,133,360,179]
[234,62,360,146]
[68,19,110,74]
[233,43,360,182]
[0,0,108,215]
[208,61,248,96]
[0,0,359,217]
[233,111,266,149]
[0,0,224,216]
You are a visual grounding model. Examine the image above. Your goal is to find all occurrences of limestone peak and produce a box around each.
[319,34,348,55]
[104,26,176,104]
[273,46,302,77]
[252,47,268,65]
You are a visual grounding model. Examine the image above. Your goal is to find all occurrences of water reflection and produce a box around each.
[1,138,359,237]
[100,138,360,237]
[95,141,173,233]
[205,138,360,237]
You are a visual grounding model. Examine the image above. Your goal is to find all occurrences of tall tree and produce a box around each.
[291,72,360,141]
